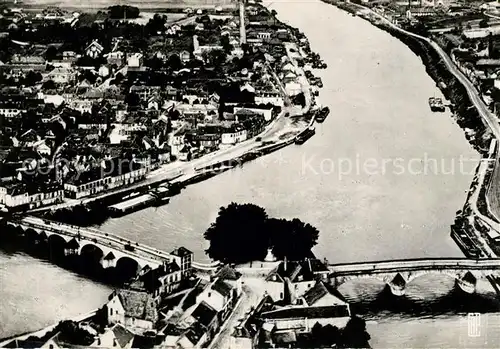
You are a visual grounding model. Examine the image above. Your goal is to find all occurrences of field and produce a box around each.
[16,0,237,10]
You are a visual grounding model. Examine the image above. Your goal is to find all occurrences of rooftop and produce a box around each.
[260,305,350,320]
[191,301,217,328]
[115,289,158,323]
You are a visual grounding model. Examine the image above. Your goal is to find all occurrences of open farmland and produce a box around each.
[16,0,237,10]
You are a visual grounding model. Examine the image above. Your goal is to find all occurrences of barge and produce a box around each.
[428,97,445,112]
[314,106,330,123]
[108,193,156,217]
[450,225,481,258]
[150,185,171,207]
[295,126,316,145]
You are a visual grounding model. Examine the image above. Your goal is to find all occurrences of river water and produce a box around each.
[1,0,500,346]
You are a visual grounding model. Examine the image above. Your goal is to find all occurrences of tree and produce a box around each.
[44,46,58,61]
[311,323,341,347]
[167,54,182,71]
[268,218,319,260]
[108,5,140,19]
[42,79,56,90]
[339,316,371,348]
[23,70,43,86]
[221,35,232,54]
[204,203,270,263]
[204,203,320,263]
[125,92,140,107]
[293,92,306,108]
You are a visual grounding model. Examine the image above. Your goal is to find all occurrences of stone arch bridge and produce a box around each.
[328,258,500,296]
[5,216,219,276]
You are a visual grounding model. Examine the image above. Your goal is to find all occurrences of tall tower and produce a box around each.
[239,0,246,45]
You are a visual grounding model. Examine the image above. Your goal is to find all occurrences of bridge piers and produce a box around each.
[456,272,477,294]
[101,252,117,269]
[387,273,406,296]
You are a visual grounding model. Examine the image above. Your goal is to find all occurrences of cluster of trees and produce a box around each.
[292,92,306,108]
[25,320,95,347]
[305,317,371,348]
[108,5,140,19]
[204,203,319,263]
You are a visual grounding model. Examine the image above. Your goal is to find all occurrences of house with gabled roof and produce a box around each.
[86,40,104,59]
[91,323,134,349]
[265,259,330,301]
[196,278,238,322]
[217,265,243,296]
[139,261,182,297]
[177,322,207,349]
[299,281,349,308]
[106,289,159,333]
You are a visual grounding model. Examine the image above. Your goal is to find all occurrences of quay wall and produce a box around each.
[0,309,98,347]
[486,157,500,222]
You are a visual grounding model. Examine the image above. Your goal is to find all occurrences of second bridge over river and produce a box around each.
[328,258,500,296]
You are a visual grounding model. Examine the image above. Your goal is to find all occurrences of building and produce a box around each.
[106,289,159,332]
[234,106,274,122]
[127,53,144,68]
[0,103,23,118]
[169,126,188,157]
[129,85,161,102]
[91,324,135,349]
[170,246,193,277]
[259,304,351,333]
[69,99,93,114]
[0,182,64,210]
[107,51,125,66]
[44,67,76,84]
[86,40,104,59]
[140,261,182,297]
[265,259,330,301]
[63,159,149,199]
[196,278,238,322]
[179,302,219,348]
[221,125,247,145]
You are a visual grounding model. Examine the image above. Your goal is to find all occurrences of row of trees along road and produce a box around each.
[204,203,319,263]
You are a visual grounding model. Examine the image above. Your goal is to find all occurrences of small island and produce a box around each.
[204,202,319,263]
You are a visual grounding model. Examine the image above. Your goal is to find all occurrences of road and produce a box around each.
[208,278,267,349]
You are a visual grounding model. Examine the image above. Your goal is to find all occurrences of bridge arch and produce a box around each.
[47,234,67,260]
[24,228,40,241]
[80,243,104,263]
[6,223,25,236]
[115,256,140,282]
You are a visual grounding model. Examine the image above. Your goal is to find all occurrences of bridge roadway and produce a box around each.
[329,258,500,276]
[11,216,220,271]
[16,216,170,266]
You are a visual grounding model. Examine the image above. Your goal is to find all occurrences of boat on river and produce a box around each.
[295,126,315,145]
[450,225,481,258]
[108,194,156,217]
[315,106,330,123]
[150,185,171,207]
[428,97,445,112]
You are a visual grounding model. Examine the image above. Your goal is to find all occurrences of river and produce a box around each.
[1,0,500,346]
